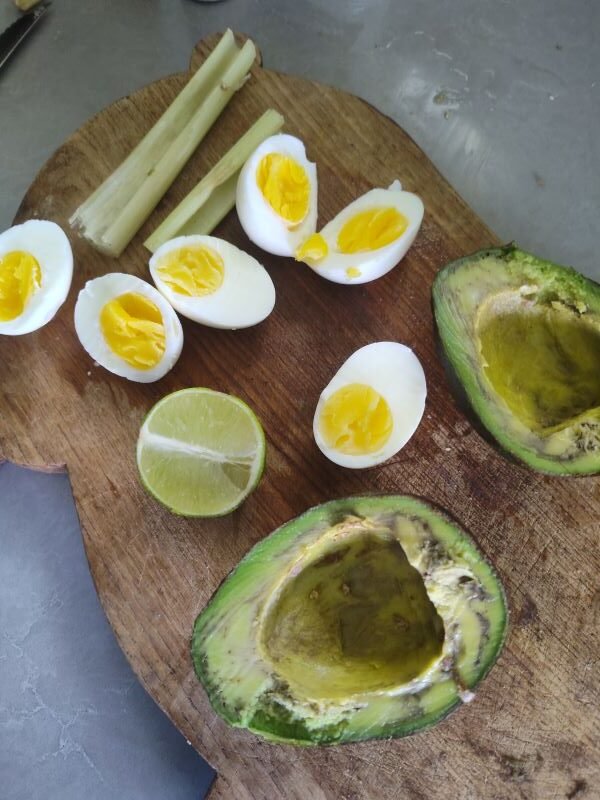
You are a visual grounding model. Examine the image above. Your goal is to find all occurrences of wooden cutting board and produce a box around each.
[2,33,599,800]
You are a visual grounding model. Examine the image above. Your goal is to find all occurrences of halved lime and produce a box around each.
[136,388,266,517]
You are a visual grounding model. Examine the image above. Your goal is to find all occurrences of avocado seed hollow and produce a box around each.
[476,291,600,434]
[259,528,445,701]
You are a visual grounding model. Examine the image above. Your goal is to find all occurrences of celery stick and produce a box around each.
[71,30,238,237]
[178,172,238,238]
[96,39,257,257]
[69,30,245,254]
[159,171,239,247]
[144,109,285,252]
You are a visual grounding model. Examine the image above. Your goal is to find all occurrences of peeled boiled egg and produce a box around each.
[296,181,424,284]
[236,134,317,257]
[0,220,73,335]
[74,273,183,383]
[313,342,427,468]
[149,235,275,329]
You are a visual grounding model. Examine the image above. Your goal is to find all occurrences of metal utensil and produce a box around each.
[0,1,50,72]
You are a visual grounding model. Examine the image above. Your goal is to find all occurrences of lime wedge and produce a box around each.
[137,388,266,517]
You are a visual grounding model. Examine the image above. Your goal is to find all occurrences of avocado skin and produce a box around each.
[191,495,508,746]
[243,693,462,746]
[432,244,600,475]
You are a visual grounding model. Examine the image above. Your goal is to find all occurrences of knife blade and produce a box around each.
[0,1,51,72]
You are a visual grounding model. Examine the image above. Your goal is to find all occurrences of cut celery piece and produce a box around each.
[144,109,285,252]
[70,31,256,257]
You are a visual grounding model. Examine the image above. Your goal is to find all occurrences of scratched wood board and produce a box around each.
[1,34,598,800]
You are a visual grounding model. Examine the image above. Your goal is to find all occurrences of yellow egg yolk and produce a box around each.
[256,153,310,225]
[337,207,408,254]
[295,233,328,263]
[0,250,42,322]
[156,245,224,296]
[100,292,166,370]
[319,383,393,455]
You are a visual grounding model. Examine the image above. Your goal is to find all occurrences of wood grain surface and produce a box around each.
[2,34,599,800]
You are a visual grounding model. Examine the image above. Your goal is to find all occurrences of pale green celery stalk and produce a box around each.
[176,172,238,241]
[97,39,257,257]
[69,29,239,249]
[144,109,284,253]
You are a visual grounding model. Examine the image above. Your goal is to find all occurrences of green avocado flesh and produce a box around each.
[262,535,445,699]
[191,496,507,745]
[433,245,600,474]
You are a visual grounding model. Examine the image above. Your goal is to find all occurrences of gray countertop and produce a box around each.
[0,462,215,800]
[2,0,599,277]
[1,1,598,798]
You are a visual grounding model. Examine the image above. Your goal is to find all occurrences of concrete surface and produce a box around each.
[0,1,598,798]
[1,0,598,276]
[0,462,215,800]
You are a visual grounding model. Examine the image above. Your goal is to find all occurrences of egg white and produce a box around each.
[299,181,424,285]
[236,134,318,257]
[0,220,73,335]
[74,273,183,383]
[149,235,275,330]
[313,341,427,468]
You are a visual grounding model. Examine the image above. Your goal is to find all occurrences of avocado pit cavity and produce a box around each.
[476,290,600,435]
[259,526,444,701]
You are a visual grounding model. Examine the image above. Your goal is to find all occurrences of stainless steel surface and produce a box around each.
[0,0,598,277]
[0,2,598,798]
[0,1,50,71]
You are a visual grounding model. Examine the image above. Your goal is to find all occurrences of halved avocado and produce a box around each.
[191,496,507,745]
[433,245,600,475]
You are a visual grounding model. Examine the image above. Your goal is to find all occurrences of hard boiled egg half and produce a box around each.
[75,273,183,383]
[149,235,275,329]
[0,220,73,335]
[313,342,427,468]
[296,181,424,284]
[236,134,317,257]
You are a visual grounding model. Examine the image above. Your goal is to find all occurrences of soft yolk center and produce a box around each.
[319,383,393,455]
[295,233,328,263]
[0,250,42,322]
[100,292,166,370]
[256,153,310,225]
[156,245,224,296]
[337,207,408,254]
